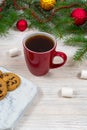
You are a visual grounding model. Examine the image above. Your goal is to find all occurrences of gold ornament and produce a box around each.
[40,0,56,10]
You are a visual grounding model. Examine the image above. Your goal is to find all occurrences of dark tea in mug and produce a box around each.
[25,35,54,52]
[23,32,67,76]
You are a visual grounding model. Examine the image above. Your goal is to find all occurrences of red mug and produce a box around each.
[23,32,67,76]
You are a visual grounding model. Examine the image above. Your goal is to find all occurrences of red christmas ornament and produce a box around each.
[16,19,28,31]
[0,8,2,12]
[71,8,87,26]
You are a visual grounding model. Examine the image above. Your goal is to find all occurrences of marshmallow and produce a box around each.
[80,70,87,79]
[61,87,74,98]
[8,48,21,57]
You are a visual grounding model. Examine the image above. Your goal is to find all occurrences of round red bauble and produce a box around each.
[16,19,28,31]
[0,8,2,12]
[71,8,87,26]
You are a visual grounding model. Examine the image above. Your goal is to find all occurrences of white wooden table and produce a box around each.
[0,29,87,130]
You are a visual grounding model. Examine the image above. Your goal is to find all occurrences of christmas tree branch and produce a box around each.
[0,8,18,35]
[0,0,87,61]
[74,43,87,61]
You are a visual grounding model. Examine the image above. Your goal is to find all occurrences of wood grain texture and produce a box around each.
[0,30,87,130]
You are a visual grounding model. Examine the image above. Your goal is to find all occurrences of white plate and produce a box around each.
[0,66,38,130]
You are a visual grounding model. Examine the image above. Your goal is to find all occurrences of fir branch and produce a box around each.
[64,35,87,47]
[0,0,87,61]
[24,9,53,33]
[74,43,87,61]
[0,9,18,35]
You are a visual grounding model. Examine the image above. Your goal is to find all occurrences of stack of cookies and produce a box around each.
[0,71,21,100]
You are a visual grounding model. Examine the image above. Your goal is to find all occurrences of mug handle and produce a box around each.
[50,51,67,68]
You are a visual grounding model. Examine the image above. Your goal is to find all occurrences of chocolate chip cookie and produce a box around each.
[0,71,3,78]
[2,73,21,91]
[0,78,7,100]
